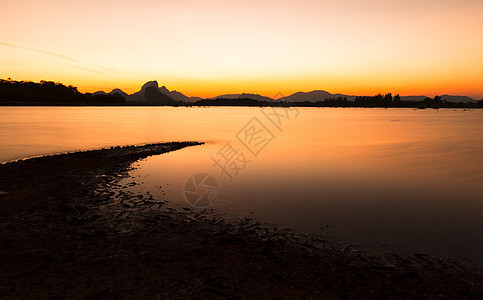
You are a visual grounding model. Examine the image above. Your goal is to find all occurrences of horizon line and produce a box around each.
[2,77,482,100]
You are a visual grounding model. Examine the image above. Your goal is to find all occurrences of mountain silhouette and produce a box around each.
[398,95,477,103]
[109,89,129,97]
[441,95,478,103]
[0,79,125,105]
[3,79,480,107]
[127,81,160,102]
[167,90,201,103]
[239,93,274,102]
[209,93,274,102]
[92,88,129,98]
[279,90,356,102]
[89,81,480,104]
[278,92,477,103]
[144,86,177,105]
[120,81,200,103]
[93,81,198,103]
[209,94,243,99]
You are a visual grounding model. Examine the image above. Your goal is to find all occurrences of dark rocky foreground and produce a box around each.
[0,142,481,299]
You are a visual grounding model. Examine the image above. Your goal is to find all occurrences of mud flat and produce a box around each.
[0,142,481,298]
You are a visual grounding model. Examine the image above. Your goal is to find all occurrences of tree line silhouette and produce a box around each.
[352,93,447,108]
[1,79,482,108]
[192,94,483,108]
[0,79,125,105]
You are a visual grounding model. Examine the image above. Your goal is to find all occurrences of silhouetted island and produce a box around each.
[1,79,482,108]
[0,79,126,105]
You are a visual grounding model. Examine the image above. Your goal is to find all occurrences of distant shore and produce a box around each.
[2,79,482,108]
[0,142,481,298]
[2,102,483,109]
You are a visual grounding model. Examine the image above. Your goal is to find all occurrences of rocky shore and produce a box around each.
[0,142,481,299]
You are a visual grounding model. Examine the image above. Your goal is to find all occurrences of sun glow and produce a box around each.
[1,0,482,98]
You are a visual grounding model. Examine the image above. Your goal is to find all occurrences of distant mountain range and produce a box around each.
[94,81,480,104]
[395,95,477,103]
[93,81,201,103]
[278,90,357,102]
[208,93,274,102]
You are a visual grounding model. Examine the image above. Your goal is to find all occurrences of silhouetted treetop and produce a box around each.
[0,79,125,105]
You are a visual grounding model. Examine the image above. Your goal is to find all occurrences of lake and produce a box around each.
[1,106,482,265]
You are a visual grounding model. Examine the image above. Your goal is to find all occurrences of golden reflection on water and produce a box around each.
[1,107,482,264]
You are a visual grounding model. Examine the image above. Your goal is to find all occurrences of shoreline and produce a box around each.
[0,142,202,165]
[0,143,481,298]
[2,104,483,109]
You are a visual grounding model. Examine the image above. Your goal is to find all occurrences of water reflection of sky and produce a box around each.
[1,107,482,265]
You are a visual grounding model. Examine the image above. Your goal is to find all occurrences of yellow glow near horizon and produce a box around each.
[1,0,482,99]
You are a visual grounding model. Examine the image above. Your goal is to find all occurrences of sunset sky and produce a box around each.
[1,0,482,98]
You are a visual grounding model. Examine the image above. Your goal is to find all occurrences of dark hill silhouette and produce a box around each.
[127,81,159,102]
[1,78,481,107]
[167,90,198,102]
[119,81,197,103]
[209,93,273,102]
[194,98,263,106]
[399,95,477,103]
[283,90,332,102]
[0,79,125,105]
[280,90,357,102]
[441,95,478,103]
[208,94,241,100]
[110,89,129,98]
[189,93,483,108]
[280,92,478,104]
[93,89,129,98]
[96,80,480,105]
[239,93,274,102]
[144,86,177,105]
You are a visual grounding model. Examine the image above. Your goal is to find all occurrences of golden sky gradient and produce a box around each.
[1,0,482,98]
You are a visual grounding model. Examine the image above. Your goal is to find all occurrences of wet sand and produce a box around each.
[0,142,481,298]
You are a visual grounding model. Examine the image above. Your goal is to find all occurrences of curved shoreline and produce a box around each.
[0,141,204,165]
[0,142,481,298]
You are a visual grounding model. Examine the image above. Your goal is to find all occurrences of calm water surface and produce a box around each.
[1,107,482,264]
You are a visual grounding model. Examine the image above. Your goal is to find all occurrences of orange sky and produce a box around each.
[1,0,482,99]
